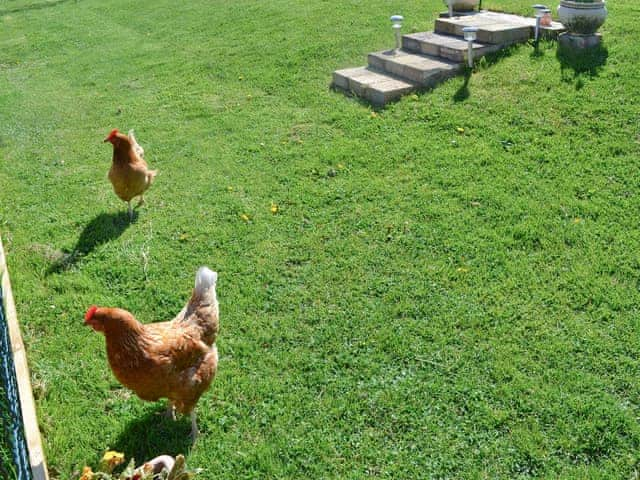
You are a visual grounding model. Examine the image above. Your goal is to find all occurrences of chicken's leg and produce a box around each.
[164,403,177,421]
[189,411,199,441]
[127,201,133,220]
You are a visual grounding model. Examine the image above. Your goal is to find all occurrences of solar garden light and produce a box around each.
[532,4,548,44]
[390,15,404,50]
[462,26,478,68]
[446,0,454,18]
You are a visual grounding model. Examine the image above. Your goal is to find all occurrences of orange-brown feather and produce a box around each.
[95,307,218,414]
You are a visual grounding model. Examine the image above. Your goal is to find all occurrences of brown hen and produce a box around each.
[85,267,219,438]
[104,128,157,219]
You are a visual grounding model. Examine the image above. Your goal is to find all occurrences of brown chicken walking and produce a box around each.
[104,128,157,219]
[84,267,219,439]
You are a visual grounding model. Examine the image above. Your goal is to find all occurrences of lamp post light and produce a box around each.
[462,26,478,68]
[532,4,548,44]
[446,0,454,19]
[390,15,404,51]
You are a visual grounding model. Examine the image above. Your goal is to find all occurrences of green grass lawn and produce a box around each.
[1,0,640,478]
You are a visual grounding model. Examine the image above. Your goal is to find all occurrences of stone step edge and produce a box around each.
[435,22,530,45]
[433,12,565,43]
[367,50,463,87]
[401,31,504,62]
[332,66,419,106]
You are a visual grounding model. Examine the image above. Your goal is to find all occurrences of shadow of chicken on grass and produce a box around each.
[47,211,136,274]
[110,407,195,465]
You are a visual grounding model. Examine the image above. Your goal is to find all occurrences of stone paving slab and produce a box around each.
[402,31,502,62]
[483,12,565,38]
[436,15,531,44]
[436,11,564,42]
[517,17,566,39]
[332,67,417,106]
[367,49,461,87]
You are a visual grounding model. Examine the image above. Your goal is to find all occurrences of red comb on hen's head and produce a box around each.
[104,128,119,143]
[85,305,98,321]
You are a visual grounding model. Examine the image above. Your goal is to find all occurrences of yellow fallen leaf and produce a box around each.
[457,267,469,273]
[573,217,582,224]
[456,127,465,134]
[270,203,279,214]
[241,214,250,222]
[370,111,378,119]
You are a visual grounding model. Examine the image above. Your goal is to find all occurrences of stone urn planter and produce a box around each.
[558,0,607,34]
[443,0,480,13]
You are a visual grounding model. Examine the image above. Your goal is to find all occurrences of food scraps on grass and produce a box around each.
[100,451,125,473]
[77,453,199,480]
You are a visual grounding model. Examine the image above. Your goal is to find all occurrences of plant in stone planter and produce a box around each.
[558,0,607,34]
[443,0,480,13]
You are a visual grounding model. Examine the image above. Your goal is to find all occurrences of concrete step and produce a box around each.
[332,67,417,107]
[503,14,566,40]
[367,49,462,88]
[435,14,531,44]
[402,31,502,62]
[435,11,564,44]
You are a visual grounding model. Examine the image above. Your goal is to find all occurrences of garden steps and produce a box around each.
[332,10,566,107]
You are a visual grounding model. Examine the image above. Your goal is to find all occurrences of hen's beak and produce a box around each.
[84,317,104,332]
[104,128,119,143]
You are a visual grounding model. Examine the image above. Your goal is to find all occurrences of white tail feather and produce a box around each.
[195,267,217,297]
[128,129,145,157]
